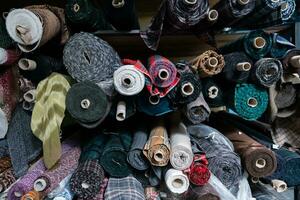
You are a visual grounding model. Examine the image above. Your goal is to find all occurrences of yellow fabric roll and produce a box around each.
[31,73,71,169]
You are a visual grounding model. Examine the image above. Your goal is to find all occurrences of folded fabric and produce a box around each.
[66,81,111,128]
[187,183,220,200]
[165,168,189,194]
[31,73,71,169]
[104,176,145,200]
[0,168,16,193]
[63,32,121,96]
[186,154,210,186]
[143,124,170,166]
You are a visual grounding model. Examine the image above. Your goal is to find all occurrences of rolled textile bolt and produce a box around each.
[34,178,47,192]
[289,55,300,68]
[253,37,266,49]
[149,95,160,105]
[184,0,197,5]
[255,158,266,169]
[247,97,258,108]
[80,99,90,109]
[207,9,218,22]
[121,77,133,88]
[206,57,218,68]
[271,179,287,193]
[181,82,194,96]
[236,62,251,71]
[112,0,125,8]
[208,86,218,99]
[237,0,250,5]
[165,169,189,194]
[158,69,170,81]
[18,58,37,71]
[116,101,126,121]
[22,101,34,111]
[23,89,36,103]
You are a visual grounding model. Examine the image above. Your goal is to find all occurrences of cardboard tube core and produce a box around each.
[172,178,184,188]
[181,83,194,96]
[34,178,47,192]
[18,58,37,71]
[81,182,90,189]
[208,86,218,99]
[81,99,91,109]
[149,95,160,105]
[154,151,164,162]
[237,62,251,71]
[193,108,204,116]
[158,69,169,80]
[208,10,218,22]
[122,77,132,87]
[23,101,33,111]
[184,0,197,5]
[15,192,22,197]
[23,89,36,103]
[73,4,80,12]
[253,37,266,49]
[207,57,218,68]
[272,180,287,193]
[281,2,288,11]
[256,158,266,168]
[112,0,125,8]
[237,0,250,5]
[116,101,126,121]
[251,177,259,183]
[290,55,300,68]
[247,98,258,108]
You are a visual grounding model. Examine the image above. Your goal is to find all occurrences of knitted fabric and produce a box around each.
[63,32,121,97]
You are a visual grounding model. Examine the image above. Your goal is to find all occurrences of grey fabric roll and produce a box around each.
[63,32,121,96]
[6,105,42,177]
[127,127,150,171]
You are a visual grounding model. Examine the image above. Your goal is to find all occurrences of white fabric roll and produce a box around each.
[0,108,8,139]
[6,9,43,46]
[170,123,193,170]
[113,65,145,96]
[165,168,189,194]
[116,101,126,121]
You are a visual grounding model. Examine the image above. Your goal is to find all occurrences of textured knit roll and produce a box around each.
[212,0,255,28]
[140,0,209,50]
[188,124,242,191]
[70,160,105,199]
[0,18,13,49]
[190,50,225,78]
[0,157,12,174]
[63,32,121,96]
[0,168,16,193]
[104,176,145,200]
[113,65,145,96]
[165,168,189,194]
[220,52,253,83]
[33,146,81,196]
[202,78,225,108]
[65,0,110,31]
[170,122,193,170]
[187,183,220,200]
[143,124,170,166]
[66,81,111,128]
[219,30,273,60]
[100,135,131,178]
[127,126,150,171]
[251,58,283,87]
[31,73,71,169]
[187,154,210,186]
[0,49,20,66]
[228,83,269,120]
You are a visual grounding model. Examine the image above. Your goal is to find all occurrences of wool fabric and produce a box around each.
[165,168,189,194]
[186,154,210,186]
[31,73,71,169]
[113,65,145,96]
[0,168,16,193]
[228,83,269,120]
[143,124,170,166]
[187,183,220,200]
[66,81,111,128]
[63,32,121,96]
[251,58,283,88]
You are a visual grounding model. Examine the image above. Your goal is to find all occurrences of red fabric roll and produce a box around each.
[186,154,211,186]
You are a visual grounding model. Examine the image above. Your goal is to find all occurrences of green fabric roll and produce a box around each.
[228,83,269,120]
[0,18,13,49]
[80,134,108,161]
[219,30,273,60]
[100,134,132,178]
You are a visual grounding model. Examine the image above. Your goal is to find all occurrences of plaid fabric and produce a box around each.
[93,178,108,200]
[145,187,160,200]
[104,176,145,200]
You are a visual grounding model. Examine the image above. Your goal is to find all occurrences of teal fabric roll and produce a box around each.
[228,84,269,120]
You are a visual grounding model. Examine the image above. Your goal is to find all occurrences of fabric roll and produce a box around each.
[100,135,131,178]
[212,0,255,28]
[220,52,253,83]
[113,65,145,96]
[6,105,42,177]
[190,50,225,78]
[127,126,150,171]
[187,183,220,200]
[251,58,283,88]
[88,178,108,200]
[143,124,170,166]
[0,18,13,49]
[202,78,225,109]
[0,157,12,174]
[21,190,40,200]
[281,0,296,21]
[227,83,269,120]
[140,0,209,50]
[184,92,210,124]
[251,182,287,200]
[219,30,273,60]
[109,97,136,121]
[63,32,121,96]
[0,168,16,193]
[33,146,81,196]
[19,54,64,84]
[104,176,145,200]
[165,168,189,194]
[66,81,111,128]
[188,124,242,191]
[270,34,295,59]
[0,49,20,66]
[186,154,210,186]
[101,0,139,31]
[282,49,300,75]
[65,0,110,31]
[31,73,71,169]
[46,174,72,199]
[169,122,193,170]
[270,179,287,193]
[70,160,105,199]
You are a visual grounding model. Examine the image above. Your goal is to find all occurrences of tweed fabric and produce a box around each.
[63,32,121,96]
[104,176,145,200]
[0,157,11,174]
[0,168,16,193]
[91,178,108,200]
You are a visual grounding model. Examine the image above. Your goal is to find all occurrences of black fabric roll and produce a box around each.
[66,81,111,128]
[251,58,283,88]
[202,78,225,108]
[220,52,253,83]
